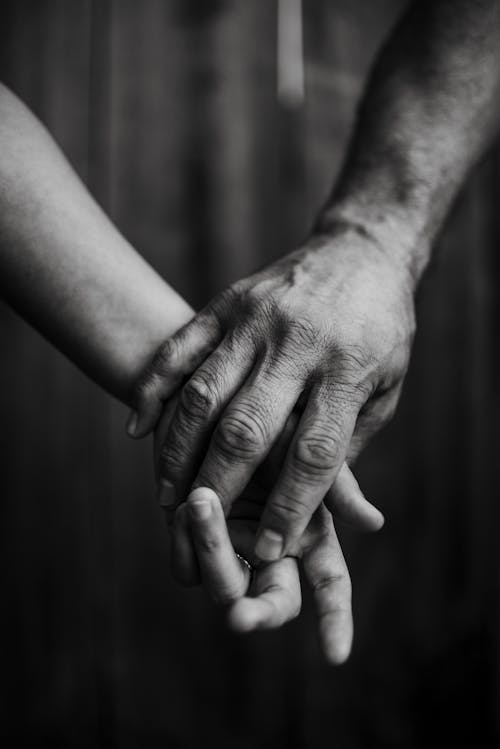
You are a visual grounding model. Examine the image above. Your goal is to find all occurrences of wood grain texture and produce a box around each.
[0,1,498,746]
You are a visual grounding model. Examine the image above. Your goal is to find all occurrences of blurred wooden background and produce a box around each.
[0,1,499,746]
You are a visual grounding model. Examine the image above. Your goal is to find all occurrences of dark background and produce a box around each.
[0,1,499,747]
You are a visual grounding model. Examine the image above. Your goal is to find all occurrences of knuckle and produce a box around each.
[240,283,264,310]
[336,346,379,399]
[159,440,186,479]
[134,367,164,405]
[293,432,339,477]
[133,372,152,403]
[341,343,375,372]
[155,338,178,372]
[260,582,301,622]
[313,566,352,613]
[196,534,222,555]
[268,492,310,526]
[237,285,277,330]
[273,315,319,365]
[214,409,267,460]
[212,582,243,606]
[133,343,179,407]
[225,282,245,303]
[218,283,246,316]
[312,571,350,597]
[181,374,218,420]
[288,316,318,350]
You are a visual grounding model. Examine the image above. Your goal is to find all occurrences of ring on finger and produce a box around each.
[236,552,255,586]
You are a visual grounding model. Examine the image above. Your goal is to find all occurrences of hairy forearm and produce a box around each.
[0,84,193,403]
[316,0,500,282]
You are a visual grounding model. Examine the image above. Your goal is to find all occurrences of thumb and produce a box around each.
[325,463,384,532]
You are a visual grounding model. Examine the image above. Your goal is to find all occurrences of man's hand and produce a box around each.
[129,224,413,561]
[127,0,500,564]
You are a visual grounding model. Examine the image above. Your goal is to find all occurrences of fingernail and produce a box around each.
[255,529,283,561]
[188,499,212,521]
[126,410,138,437]
[157,479,177,508]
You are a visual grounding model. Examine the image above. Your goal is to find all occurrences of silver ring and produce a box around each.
[236,553,255,584]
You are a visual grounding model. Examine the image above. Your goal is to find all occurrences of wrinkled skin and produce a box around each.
[134,225,415,562]
[163,420,355,665]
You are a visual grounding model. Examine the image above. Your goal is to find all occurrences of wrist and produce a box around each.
[313,200,432,291]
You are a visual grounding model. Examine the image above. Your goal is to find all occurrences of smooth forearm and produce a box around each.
[316,0,500,283]
[0,84,193,403]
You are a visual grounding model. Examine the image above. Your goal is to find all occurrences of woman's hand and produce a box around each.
[160,410,375,665]
[175,486,353,665]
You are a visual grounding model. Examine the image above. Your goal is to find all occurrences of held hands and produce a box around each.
[129,224,415,561]
[126,223,417,661]
[157,413,358,664]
